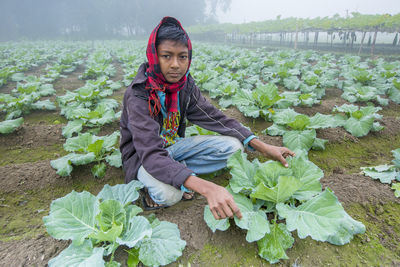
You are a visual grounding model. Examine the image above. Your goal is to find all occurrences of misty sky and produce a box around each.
[217,0,400,24]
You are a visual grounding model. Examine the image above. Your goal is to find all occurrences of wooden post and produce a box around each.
[314,31,319,48]
[371,30,378,55]
[393,33,398,46]
[290,32,293,45]
[350,32,355,51]
[305,32,309,47]
[294,23,299,50]
[398,31,400,45]
[358,31,366,55]
[343,32,346,47]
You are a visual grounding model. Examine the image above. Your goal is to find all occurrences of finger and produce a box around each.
[283,152,291,158]
[282,149,295,158]
[234,207,243,219]
[221,205,234,218]
[281,148,293,156]
[279,155,289,168]
[216,207,228,219]
[221,201,237,218]
[211,208,220,220]
[226,200,242,219]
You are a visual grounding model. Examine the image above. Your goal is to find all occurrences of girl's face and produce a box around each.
[157,40,189,83]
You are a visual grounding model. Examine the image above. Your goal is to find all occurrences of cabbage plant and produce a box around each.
[341,83,388,105]
[332,104,384,137]
[80,50,116,79]
[0,117,24,134]
[50,131,122,178]
[43,181,186,267]
[204,150,365,264]
[0,92,56,120]
[388,78,400,104]
[231,83,283,119]
[361,148,400,198]
[61,102,121,138]
[266,108,342,152]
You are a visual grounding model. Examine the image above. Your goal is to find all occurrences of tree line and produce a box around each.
[0,0,231,41]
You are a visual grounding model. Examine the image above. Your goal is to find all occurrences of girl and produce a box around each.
[119,16,294,219]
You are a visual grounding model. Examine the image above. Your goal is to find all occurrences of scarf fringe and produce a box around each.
[166,112,180,129]
[146,83,164,118]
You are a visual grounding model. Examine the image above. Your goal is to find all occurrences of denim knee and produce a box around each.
[150,185,183,206]
[137,166,183,206]
[224,136,244,153]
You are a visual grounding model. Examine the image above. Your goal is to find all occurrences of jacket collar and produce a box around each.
[131,63,148,87]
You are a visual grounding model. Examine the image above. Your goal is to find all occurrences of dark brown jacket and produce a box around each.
[120,63,253,188]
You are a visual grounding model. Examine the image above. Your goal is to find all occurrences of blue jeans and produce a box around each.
[137,135,243,206]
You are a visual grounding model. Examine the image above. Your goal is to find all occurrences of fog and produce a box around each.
[218,0,400,24]
[0,0,399,41]
[0,0,230,41]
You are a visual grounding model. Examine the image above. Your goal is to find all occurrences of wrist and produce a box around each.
[249,138,269,150]
[183,175,214,196]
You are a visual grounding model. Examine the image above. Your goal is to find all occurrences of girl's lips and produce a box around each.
[169,73,180,78]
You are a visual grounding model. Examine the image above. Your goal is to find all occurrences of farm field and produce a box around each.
[0,40,400,266]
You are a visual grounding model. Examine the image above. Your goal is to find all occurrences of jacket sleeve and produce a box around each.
[186,83,254,142]
[126,92,193,188]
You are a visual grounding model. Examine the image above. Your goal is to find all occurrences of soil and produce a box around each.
[1,54,400,267]
[0,122,64,150]
[53,64,86,95]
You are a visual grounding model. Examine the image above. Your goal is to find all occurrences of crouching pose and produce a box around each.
[119,16,294,220]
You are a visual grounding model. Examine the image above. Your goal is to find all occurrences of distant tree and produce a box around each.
[207,0,232,24]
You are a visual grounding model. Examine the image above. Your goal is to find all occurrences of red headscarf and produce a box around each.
[145,16,192,128]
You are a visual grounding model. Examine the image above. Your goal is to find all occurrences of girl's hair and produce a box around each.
[156,22,188,48]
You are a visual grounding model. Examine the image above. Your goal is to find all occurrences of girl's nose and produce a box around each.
[171,56,179,68]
